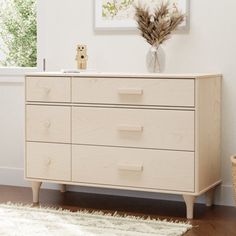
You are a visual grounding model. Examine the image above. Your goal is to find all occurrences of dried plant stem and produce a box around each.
[135,2,185,47]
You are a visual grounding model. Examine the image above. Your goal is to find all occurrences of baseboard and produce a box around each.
[214,184,235,206]
[0,167,27,187]
[0,167,234,206]
[0,167,59,190]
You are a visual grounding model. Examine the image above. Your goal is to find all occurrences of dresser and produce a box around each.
[25,72,222,219]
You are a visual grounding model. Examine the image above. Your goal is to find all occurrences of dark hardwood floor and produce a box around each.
[0,185,235,235]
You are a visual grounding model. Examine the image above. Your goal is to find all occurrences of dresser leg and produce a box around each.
[60,184,66,193]
[32,181,42,204]
[183,195,195,219]
[206,188,215,207]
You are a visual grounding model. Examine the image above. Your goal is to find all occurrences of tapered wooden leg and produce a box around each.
[32,181,42,204]
[206,188,215,207]
[183,195,195,219]
[60,184,66,193]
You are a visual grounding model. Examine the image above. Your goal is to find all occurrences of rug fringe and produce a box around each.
[1,201,192,230]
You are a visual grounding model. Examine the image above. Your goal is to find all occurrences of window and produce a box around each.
[0,0,37,67]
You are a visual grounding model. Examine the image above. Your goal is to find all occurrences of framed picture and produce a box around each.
[94,0,190,31]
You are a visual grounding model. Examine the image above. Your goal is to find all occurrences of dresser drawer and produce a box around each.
[72,78,194,107]
[26,105,71,143]
[26,76,71,102]
[26,142,71,181]
[72,145,194,192]
[72,107,194,151]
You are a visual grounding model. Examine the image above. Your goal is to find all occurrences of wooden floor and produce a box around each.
[0,185,235,235]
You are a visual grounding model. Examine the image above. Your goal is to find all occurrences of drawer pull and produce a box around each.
[118,88,143,95]
[44,120,51,128]
[118,125,143,132]
[42,87,51,94]
[118,163,143,172]
[45,87,51,94]
[46,158,51,166]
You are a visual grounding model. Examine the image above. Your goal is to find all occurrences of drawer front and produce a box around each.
[72,78,194,107]
[26,105,71,143]
[72,145,194,192]
[26,77,71,102]
[72,107,194,151]
[27,142,71,181]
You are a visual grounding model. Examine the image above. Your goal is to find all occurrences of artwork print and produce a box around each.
[95,0,189,30]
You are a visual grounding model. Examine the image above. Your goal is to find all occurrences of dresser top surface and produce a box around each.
[25,72,222,79]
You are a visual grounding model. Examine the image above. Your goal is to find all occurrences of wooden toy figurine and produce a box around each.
[76,44,88,70]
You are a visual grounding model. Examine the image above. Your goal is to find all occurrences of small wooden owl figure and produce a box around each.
[76,44,88,70]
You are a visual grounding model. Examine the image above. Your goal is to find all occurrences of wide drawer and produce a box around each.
[72,145,194,192]
[26,142,71,181]
[26,76,71,102]
[72,78,195,107]
[26,105,71,143]
[72,107,194,151]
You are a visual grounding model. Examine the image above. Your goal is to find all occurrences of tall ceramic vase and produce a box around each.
[146,46,165,73]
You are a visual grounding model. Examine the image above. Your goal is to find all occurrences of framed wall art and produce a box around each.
[94,0,190,31]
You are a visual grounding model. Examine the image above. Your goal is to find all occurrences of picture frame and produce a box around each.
[94,0,190,31]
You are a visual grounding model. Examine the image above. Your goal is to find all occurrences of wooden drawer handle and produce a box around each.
[118,88,143,95]
[118,163,143,172]
[118,125,143,132]
[43,120,51,128]
[43,87,51,94]
[45,158,52,166]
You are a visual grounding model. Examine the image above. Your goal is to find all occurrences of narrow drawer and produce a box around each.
[26,76,71,102]
[26,142,71,181]
[72,145,194,192]
[26,105,71,143]
[72,107,194,151]
[72,77,194,107]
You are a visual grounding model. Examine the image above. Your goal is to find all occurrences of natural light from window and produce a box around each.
[0,0,36,68]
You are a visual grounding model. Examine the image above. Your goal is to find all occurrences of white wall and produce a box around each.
[1,0,236,206]
[0,81,24,185]
[0,69,35,187]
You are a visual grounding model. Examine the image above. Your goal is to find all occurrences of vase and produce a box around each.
[146,46,165,73]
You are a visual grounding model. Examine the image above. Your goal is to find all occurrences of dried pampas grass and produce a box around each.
[135,1,185,47]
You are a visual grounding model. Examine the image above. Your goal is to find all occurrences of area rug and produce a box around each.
[0,203,192,236]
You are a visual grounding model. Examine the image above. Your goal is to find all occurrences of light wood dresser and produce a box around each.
[25,72,222,219]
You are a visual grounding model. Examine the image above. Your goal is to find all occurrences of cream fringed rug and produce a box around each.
[0,203,191,236]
